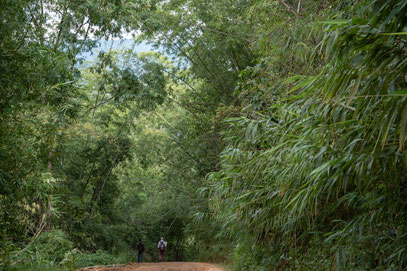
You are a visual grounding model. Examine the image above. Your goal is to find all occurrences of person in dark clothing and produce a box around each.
[136,239,145,262]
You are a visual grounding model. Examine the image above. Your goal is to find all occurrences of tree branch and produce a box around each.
[142,166,190,213]
[80,93,119,119]
[53,6,68,52]
[167,95,204,122]
[198,24,253,42]
[164,70,208,103]
[154,111,200,165]
[297,0,302,14]
[278,0,298,17]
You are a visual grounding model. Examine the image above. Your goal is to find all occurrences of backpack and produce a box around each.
[159,240,165,251]
[137,242,144,252]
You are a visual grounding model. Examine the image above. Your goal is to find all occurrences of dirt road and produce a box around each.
[77,262,228,271]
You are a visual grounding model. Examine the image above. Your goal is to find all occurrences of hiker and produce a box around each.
[157,237,167,261]
[137,239,145,263]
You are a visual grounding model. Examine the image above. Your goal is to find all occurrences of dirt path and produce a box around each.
[77,262,228,271]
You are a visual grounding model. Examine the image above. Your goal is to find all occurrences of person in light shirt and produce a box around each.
[157,237,167,261]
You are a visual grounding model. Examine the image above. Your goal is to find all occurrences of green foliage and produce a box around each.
[0,0,139,260]
[87,50,168,111]
[70,249,134,268]
[138,0,255,103]
[11,247,134,271]
[233,241,269,271]
[7,230,72,271]
[0,0,170,267]
[209,0,407,269]
[33,230,73,262]
[22,230,72,262]
[2,0,406,270]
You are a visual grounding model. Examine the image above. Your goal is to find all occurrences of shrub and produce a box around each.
[69,249,135,269]
[33,229,74,262]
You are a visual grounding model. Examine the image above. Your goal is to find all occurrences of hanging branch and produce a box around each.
[142,166,190,214]
[53,5,68,52]
[278,0,298,17]
[197,25,253,42]
[167,96,205,122]
[79,92,119,119]
[158,30,228,96]
[86,156,119,220]
[10,215,48,266]
[71,20,91,70]
[85,108,138,221]
[179,31,231,96]
[154,111,200,165]
[164,70,208,103]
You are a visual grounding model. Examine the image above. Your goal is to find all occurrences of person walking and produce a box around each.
[157,237,167,261]
[137,239,145,263]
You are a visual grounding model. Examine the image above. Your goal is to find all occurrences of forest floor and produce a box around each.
[76,262,228,271]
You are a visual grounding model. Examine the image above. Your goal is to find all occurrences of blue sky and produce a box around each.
[79,39,155,62]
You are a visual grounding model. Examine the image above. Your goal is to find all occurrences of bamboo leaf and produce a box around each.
[318,19,351,25]
[399,102,407,151]
[380,32,407,35]
[346,71,362,106]
[287,76,318,94]
[391,88,407,96]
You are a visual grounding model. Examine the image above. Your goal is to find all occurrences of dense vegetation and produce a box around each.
[1,0,406,270]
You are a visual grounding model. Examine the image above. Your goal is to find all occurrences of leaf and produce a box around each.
[48,81,75,91]
[390,88,407,96]
[287,76,318,94]
[399,102,407,151]
[381,104,398,148]
[280,186,286,198]
[380,32,407,35]
[318,19,351,25]
[346,72,362,106]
